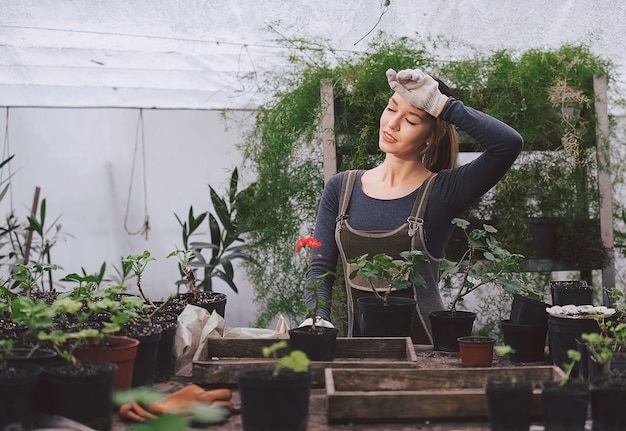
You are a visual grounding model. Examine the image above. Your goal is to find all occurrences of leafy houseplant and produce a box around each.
[348,250,428,338]
[431,218,525,351]
[236,340,312,431]
[348,250,428,306]
[173,167,256,294]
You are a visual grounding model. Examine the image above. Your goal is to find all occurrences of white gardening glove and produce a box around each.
[299,316,335,328]
[386,68,449,118]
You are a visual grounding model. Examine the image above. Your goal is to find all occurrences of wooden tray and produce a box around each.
[192,337,417,387]
[325,366,565,423]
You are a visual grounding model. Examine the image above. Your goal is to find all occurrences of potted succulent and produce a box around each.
[348,249,428,337]
[287,236,339,361]
[432,218,525,351]
[236,340,312,431]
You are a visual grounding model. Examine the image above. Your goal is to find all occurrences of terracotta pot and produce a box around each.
[457,336,495,367]
[73,335,139,390]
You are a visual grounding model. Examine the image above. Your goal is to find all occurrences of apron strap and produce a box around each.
[408,173,438,239]
[335,170,358,233]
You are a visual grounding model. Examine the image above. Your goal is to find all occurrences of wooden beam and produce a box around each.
[320,79,336,183]
[593,75,615,301]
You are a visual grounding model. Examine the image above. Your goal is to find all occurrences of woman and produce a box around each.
[303,68,523,344]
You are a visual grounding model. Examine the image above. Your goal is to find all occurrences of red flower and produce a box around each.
[295,236,322,253]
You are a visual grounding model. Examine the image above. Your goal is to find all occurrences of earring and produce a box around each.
[425,141,430,146]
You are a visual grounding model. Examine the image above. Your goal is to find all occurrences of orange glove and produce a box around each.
[119,384,238,422]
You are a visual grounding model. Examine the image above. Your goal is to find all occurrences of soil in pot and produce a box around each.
[39,361,117,431]
[288,325,338,361]
[550,280,593,306]
[428,310,476,352]
[501,319,548,362]
[541,380,589,431]
[0,362,42,431]
[178,291,227,317]
[457,336,495,367]
[236,368,312,431]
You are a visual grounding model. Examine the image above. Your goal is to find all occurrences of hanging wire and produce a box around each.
[353,0,390,46]
[123,109,150,239]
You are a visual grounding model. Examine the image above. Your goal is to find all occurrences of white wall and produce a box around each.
[0,107,258,327]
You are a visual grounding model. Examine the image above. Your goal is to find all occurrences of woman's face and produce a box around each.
[378,93,434,159]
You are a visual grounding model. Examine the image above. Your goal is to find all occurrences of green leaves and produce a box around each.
[348,250,428,305]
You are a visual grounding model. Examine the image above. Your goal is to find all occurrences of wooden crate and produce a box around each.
[192,337,417,387]
[325,366,565,424]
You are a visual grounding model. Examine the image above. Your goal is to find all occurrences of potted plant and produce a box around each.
[43,279,140,391]
[0,338,43,431]
[236,340,312,431]
[172,168,256,318]
[37,313,118,430]
[485,345,534,431]
[348,249,428,337]
[287,236,338,361]
[582,325,626,430]
[541,348,589,431]
[545,304,611,372]
[432,218,525,351]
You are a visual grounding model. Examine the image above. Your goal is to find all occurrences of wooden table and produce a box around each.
[101,344,588,431]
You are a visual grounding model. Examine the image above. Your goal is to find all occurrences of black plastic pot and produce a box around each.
[0,362,42,431]
[428,310,476,352]
[7,347,58,366]
[485,381,533,431]
[548,315,600,372]
[288,325,338,361]
[39,361,117,431]
[550,281,593,306]
[509,293,549,326]
[357,296,416,338]
[154,320,178,382]
[590,380,626,431]
[541,380,589,431]
[501,319,548,362]
[236,369,312,431]
[123,323,163,388]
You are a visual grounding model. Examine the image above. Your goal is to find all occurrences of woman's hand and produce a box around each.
[386,68,448,118]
